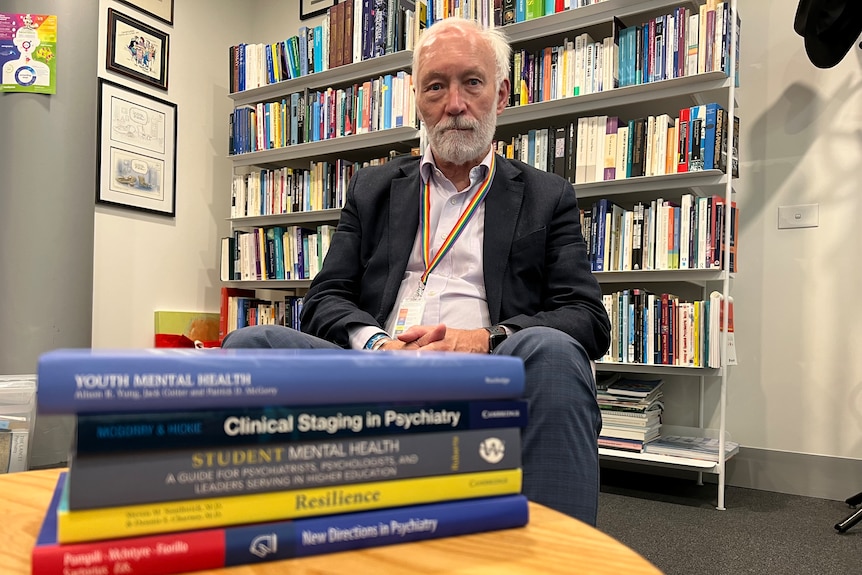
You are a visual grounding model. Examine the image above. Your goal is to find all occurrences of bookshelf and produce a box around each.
[221,0,740,507]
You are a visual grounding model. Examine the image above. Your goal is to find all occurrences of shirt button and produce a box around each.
[450,198,458,205]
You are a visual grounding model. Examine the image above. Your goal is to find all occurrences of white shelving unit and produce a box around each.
[224,0,740,508]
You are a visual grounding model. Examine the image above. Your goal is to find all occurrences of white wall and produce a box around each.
[92,0,253,347]
[729,0,862,461]
[89,0,862,485]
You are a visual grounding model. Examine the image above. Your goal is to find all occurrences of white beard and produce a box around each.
[426,107,497,166]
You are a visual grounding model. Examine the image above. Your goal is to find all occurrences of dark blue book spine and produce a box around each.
[34,472,529,573]
[227,494,529,562]
[68,427,523,509]
[75,400,529,452]
[36,348,525,414]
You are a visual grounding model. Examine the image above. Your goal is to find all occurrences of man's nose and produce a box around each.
[445,85,466,115]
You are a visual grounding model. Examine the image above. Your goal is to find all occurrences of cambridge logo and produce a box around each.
[479,437,505,464]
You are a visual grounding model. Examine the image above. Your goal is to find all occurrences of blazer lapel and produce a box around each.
[381,161,421,320]
[483,156,523,325]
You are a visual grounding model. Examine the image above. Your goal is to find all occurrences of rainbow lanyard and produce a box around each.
[417,155,496,293]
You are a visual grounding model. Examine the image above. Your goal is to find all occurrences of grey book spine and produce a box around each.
[68,427,521,510]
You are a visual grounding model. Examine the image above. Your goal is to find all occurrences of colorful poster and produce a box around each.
[0,13,57,94]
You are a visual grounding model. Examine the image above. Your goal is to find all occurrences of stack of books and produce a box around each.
[597,374,664,453]
[31,349,531,574]
[644,435,740,462]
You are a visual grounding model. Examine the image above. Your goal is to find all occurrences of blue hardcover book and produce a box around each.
[238,43,246,92]
[298,26,309,76]
[702,102,720,170]
[33,472,529,574]
[37,348,526,414]
[313,25,324,73]
[74,399,529,452]
[264,44,274,85]
[515,0,526,23]
[382,74,393,130]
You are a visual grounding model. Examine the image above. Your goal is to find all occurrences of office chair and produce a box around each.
[834,491,862,533]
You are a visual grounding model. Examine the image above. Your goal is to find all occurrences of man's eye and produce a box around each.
[468,79,481,86]
[428,84,442,91]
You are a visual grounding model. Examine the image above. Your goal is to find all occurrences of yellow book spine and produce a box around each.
[58,468,522,543]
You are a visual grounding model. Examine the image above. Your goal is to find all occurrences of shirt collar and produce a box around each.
[420,147,494,189]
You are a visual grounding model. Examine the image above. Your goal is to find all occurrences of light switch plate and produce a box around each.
[778,204,819,229]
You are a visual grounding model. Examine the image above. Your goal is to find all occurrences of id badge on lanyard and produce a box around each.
[393,157,495,336]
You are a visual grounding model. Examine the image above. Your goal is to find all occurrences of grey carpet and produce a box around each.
[597,468,862,575]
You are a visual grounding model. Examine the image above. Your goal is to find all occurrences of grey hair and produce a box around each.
[412,17,512,87]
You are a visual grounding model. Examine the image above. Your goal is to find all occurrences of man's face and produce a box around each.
[415,28,509,166]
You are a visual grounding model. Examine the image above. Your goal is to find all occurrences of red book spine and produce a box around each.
[33,531,226,575]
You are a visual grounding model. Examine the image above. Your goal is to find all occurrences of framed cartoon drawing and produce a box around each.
[97,79,177,217]
[106,8,169,90]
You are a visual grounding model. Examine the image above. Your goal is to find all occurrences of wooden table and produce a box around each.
[1,469,662,575]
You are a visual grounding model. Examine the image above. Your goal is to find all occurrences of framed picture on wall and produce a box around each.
[106,8,170,91]
[97,79,177,217]
[116,0,174,26]
[300,0,337,20]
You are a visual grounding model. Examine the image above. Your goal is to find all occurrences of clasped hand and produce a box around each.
[378,323,489,354]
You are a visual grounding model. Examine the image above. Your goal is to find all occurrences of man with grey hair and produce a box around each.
[223,17,610,524]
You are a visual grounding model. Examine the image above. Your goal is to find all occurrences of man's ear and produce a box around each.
[496,78,510,115]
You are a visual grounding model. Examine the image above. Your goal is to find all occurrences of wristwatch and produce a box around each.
[485,325,508,353]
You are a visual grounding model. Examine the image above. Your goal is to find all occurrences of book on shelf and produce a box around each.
[643,435,739,462]
[34,472,529,575]
[68,427,522,509]
[606,377,664,399]
[598,436,653,453]
[74,399,529,452]
[36,348,525,415]
[56,468,522,543]
[601,409,661,428]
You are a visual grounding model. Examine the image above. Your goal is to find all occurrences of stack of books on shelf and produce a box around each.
[31,349,530,574]
[597,374,663,453]
[644,434,739,462]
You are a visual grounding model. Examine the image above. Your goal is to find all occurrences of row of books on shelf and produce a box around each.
[511,3,738,105]
[583,194,738,274]
[230,71,417,155]
[221,224,336,283]
[229,0,423,93]
[218,287,304,341]
[601,432,739,460]
[595,374,739,459]
[599,289,734,368]
[574,104,739,185]
[32,349,529,574]
[488,104,737,199]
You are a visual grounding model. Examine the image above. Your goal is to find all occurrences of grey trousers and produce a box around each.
[222,325,602,525]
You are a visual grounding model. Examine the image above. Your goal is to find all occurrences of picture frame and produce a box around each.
[116,0,174,26]
[97,78,177,217]
[300,0,337,20]
[106,8,169,91]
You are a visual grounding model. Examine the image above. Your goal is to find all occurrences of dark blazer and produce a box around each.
[300,154,611,360]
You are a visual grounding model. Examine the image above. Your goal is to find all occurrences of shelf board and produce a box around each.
[223,280,313,289]
[575,170,728,199]
[594,268,730,286]
[228,209,342,228]
[595,363,721,376]
[599,448,720,472]
[230,51,414,106]
[230,126,420,168]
